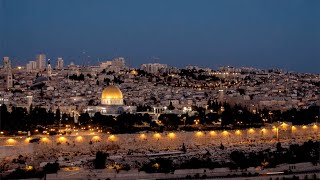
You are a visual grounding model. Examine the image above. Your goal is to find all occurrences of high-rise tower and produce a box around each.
[3,57,13,89]
[36,54,46,70]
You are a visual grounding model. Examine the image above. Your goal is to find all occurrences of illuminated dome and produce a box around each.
[101,85,123,105]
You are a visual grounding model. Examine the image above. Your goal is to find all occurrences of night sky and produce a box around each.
[1,0,319,73]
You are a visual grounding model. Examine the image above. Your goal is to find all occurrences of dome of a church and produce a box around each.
[101,85,123,105]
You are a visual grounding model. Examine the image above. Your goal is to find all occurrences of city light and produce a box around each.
[25,137,31,143]
[248,128,255,134]
[140,134,147,139]
[210,131,216,136]
[41,137,50,143]
[312,124,318,129]
[222,130,229,136]
[168,132,175,139]
[92,136,100,141]
[6,138,17,145]
[154,133,161,139]
[235,130,241,135]
[108,135,116,141]
[76,136,84,142]
[57,136,67,143]
[261,128,267,134]
[196,131,204,137]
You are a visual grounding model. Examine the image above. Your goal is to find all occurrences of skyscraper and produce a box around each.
[36,54,46,70]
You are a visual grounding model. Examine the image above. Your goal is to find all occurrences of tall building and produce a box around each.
[56,57,64,69]
[36,54,46,70]
[3,57,13,89]
[26,61,37,72]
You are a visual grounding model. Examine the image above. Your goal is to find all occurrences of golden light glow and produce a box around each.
[101,85,123,99]
[292,126,297,131]
[25,137,32,143]
[76,136,84,142]
[210,131,216,136]
[312,124,318,129]
[302,125,307,129]
[235,130,241,135]
[196,131,204,137]
[261,128,267,134]
[25,166,33,171]
[222,130,229,136]
[140,134,147,139]
[248,128,255,134]
[6,138,17,145]
[92,136,101,141]
[154,133,161,139]
[57,136,67,143]
[168,132,175,139]
[41,137,50,143]
[130,70,138,75]
[108,135,116,141]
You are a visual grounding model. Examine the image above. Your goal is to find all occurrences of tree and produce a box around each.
[55,108,61,125]
[0,104,9,131]
[78,112,91,125]
[43,162,60,174]
[168,101,175,110]
[94,151,108,169]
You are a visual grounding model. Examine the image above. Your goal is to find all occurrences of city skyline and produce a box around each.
[1,0,320,73]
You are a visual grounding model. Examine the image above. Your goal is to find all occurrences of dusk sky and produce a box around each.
[1,0,319,73]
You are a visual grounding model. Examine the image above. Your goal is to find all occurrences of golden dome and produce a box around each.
[101,85,123,100]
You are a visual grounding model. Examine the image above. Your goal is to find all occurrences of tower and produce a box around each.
[3,57,10,69]
[6,69,13,89]
[36,54,46,70]
[47,59,52,77]
[3,57,13,89]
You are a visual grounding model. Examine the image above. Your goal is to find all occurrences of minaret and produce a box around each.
[47,59,52,77]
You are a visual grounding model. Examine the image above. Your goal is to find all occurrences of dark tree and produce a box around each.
[94,151,108,169]
[55,108,61,125]
[167,101,175,110]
